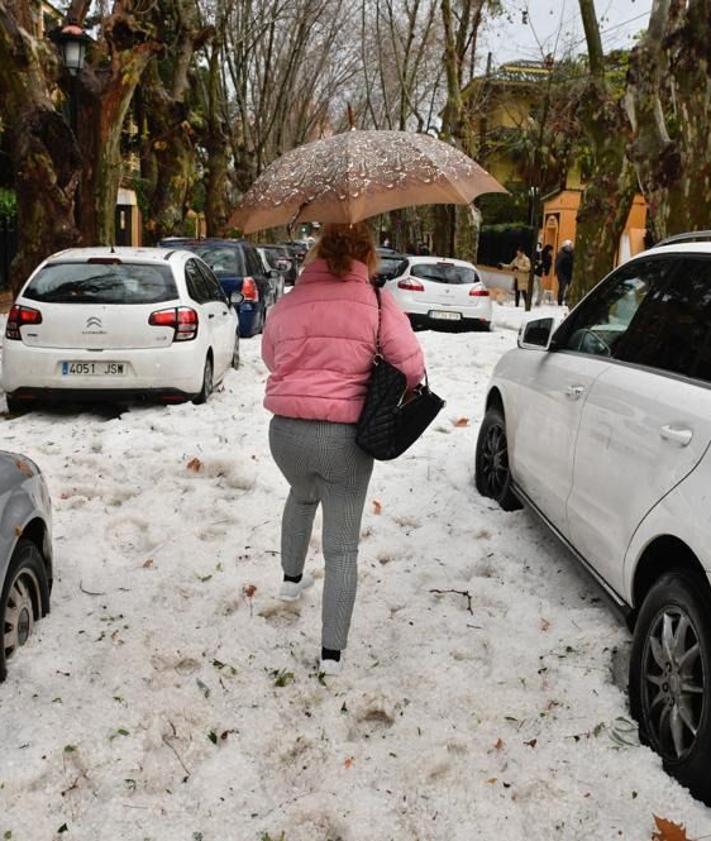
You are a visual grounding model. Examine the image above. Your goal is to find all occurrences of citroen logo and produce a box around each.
[85,316,102,328]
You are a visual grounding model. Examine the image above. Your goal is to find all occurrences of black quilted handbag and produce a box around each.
[356,288,445,460]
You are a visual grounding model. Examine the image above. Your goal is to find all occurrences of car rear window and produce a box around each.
[190,246,242,276]
[411,262,478,284]
[23,262,178,304]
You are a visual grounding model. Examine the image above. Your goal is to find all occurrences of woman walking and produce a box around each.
[262,223,425,674]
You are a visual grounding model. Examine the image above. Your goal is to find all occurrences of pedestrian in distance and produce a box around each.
[498,244,531,307]
[533,243,553,307]
[261,222,425,675]
[555,239,574,306]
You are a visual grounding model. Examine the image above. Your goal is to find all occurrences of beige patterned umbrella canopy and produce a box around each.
[230,130,507,234]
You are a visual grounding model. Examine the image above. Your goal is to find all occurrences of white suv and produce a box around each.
[383,255,492,330]
[2,247,241,411]
[475,236,711,802]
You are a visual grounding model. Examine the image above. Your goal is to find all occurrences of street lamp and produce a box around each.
[51,24,91,76]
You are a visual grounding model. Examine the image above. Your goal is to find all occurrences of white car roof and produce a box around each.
[47,247,186,265]
[636,242,711,258]
[408,255,478,269]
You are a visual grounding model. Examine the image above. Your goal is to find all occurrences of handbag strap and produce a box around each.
[373,285,383,359]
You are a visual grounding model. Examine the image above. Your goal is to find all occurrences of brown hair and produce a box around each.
[307,222,379,278]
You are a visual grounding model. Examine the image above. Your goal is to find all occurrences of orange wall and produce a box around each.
[539,190,648,294]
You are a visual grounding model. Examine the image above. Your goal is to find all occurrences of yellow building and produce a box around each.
[465,58,648,291]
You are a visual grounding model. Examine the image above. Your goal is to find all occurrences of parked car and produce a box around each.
[159,239,275,336]
[374,248,409,287]
[257,247,286,300]
[382,255,491,331]
[0,451,53,682]
[280,240,309,266]
[475,234,711,803]
[2,247,241,412]
[261,244,298,286]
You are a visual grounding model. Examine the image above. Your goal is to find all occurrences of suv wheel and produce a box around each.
[475,405,522,511]
[1,539,49,682]
[629,570,711,804]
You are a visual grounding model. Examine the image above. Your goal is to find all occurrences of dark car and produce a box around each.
[158,239,277,337]
[373,248,408,287]
[261,244,298,286]
[280,241,309,267]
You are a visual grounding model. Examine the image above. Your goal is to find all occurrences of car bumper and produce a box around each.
[408,312,491,331]
[1,342,204,396]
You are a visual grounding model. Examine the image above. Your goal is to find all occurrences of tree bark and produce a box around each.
[0,3,81,294]
[570,0,636,304]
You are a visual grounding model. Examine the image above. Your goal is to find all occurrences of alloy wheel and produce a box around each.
[4,569,39,660]
[479,422,509,498]
[641,606,705,761]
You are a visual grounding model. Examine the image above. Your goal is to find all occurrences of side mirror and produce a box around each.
[518,317,556,350]
[230,291,244,307]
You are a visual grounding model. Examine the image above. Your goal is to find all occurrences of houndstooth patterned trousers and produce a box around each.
[269,415,374,650]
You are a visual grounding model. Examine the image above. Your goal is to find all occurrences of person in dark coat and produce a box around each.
[533,244,554,306]
[555,240,574,306]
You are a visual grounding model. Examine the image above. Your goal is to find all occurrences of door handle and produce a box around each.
[660,425,693,446]
[565,385,585,400]
[208,313,215,319]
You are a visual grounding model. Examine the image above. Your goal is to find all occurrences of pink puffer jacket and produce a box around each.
[262,258,425,423]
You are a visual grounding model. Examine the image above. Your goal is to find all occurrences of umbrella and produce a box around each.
[229,129,507,234]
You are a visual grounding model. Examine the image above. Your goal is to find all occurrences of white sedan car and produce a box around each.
[383,255,492,331]
[475,236,711,803]
[2,247,241,412]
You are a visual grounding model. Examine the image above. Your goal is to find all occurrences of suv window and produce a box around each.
[556,259,674,358]
[23,262,178,304]
[193,245,243,277]
[410,262,478,284]
[616,256,711,381]
[185,259,210,304]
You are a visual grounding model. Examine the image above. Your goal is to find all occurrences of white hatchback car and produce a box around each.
[475,235,711,802]
[2,247,241,412]
[383,255,492,330]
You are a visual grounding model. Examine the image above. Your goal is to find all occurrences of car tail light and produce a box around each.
[148,306,198,341]
[6,304,42,340]
[469,287,490,297]
[398,278,425,292]
[241,277,259,302]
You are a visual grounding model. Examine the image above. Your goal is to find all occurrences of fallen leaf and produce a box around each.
[242,584,257,599]
[15,459,33,477]
[524,738,537,748]
[540,618,551,632]
[14,526,21,537]
[485,777,497,784]
[453,417,470,427]
[187,457,203,472]
[372,499,382,515]
[652,815,689,841]
[493,737,504,751]
[344,756,354,769]
[142,559,154,569]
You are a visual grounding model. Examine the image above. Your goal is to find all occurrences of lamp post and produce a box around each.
[51,24,91,135]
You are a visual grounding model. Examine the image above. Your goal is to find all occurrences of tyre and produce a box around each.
[0,539,49,683]
[193,355,214,405]
[629,570,711,804]
[5,395,27,415]
[474,405,522,511]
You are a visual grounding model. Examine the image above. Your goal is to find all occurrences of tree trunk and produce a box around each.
[626,0,711,239]
[0,3,81,294]
[204,42,231,237]
[75,36,159,245]
[570,0,636,304]
[454,203,480,263]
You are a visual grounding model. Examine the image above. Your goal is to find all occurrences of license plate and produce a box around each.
[429,310,462,321]
[61,361,126,376]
